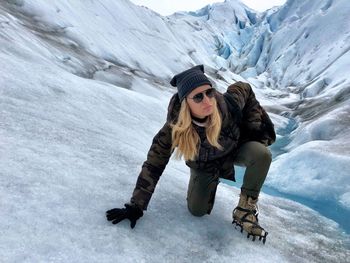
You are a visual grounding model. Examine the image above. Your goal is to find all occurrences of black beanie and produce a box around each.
[170,65,212,101]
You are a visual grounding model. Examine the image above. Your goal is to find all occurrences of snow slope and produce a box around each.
[243,0,350,211]
[200,0,350,214]
[0,0,349,262]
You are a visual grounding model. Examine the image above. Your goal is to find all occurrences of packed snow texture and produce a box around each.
[1,0,349,262]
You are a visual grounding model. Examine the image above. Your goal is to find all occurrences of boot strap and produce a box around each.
[234,206,258,216]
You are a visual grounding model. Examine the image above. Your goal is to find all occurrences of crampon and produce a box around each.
[232,194,268,244]
[232,216,268,244]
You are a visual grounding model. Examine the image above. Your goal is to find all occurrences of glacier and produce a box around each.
[0,0,349,262]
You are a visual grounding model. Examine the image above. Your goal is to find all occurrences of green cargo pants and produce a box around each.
[187,141,272,217]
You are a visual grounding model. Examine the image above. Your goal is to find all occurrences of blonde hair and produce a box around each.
[171,99,222,161]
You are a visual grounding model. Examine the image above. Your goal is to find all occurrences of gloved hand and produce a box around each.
[106,204,143,229]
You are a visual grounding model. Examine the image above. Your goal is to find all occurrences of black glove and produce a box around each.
[106,204,143,229]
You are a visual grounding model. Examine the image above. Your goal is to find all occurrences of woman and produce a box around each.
[106,65,275,243]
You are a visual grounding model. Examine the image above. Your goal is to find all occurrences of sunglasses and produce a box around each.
[187,88,216,103]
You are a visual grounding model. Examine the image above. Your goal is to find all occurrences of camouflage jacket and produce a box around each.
[130,82,276,210]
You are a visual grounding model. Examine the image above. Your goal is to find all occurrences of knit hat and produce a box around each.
[170,65,212,101]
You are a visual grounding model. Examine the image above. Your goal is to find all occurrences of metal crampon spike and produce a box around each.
[233,218,268,244]
[232,219,243,232]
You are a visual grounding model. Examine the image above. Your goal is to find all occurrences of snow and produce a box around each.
[1,0,350,262]
[268,141,350,200]
[227,0,350,215]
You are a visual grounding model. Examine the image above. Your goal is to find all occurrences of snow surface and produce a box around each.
[1,0,349,262]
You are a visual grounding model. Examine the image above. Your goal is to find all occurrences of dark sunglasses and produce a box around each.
[188,88,216,103]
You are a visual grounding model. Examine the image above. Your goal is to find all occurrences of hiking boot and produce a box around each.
[232,193,268,243]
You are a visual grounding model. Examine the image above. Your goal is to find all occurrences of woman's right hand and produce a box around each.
[106,204,143,229]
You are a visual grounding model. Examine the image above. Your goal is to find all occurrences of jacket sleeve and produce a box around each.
[130,123,173,210]
[226,81,276,146]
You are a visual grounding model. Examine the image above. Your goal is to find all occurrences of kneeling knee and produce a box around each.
[187,203,208,217]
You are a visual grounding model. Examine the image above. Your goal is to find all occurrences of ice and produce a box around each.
[268,141,350,203]
[1,0,349,262]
